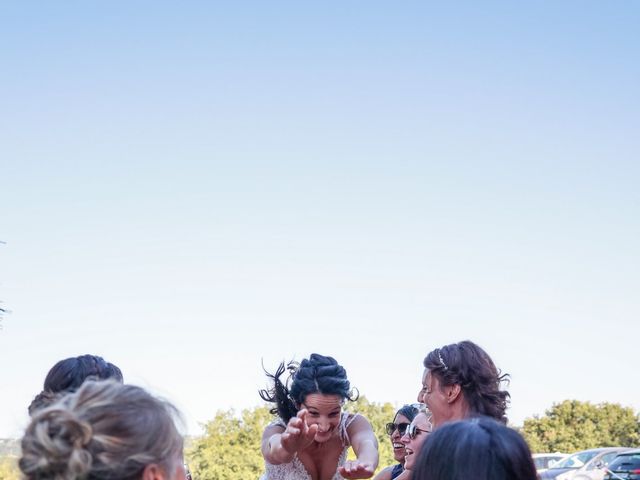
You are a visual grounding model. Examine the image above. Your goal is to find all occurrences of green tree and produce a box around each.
[522,400,640,452]
[0,456,20,480]
[187,406,272,480]
[187,397,399,479]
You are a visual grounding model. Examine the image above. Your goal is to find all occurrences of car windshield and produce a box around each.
[553,451,599,469]
[534,456,565,469]
[608,454,640,472]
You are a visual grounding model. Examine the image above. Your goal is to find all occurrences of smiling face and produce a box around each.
[420,369,450,428]
[301,393,343,443]
[401,412,432,470]
[389,413,411,463]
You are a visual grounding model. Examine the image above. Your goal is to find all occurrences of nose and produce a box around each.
[417,390,424,403]
[400,432,410,445]
[317,419,330,432]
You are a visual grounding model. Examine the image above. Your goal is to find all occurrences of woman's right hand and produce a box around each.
[281,409,318,454]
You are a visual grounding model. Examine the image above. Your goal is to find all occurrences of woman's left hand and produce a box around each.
[338,460,376,479]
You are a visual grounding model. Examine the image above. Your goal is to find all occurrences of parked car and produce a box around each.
[603,449,640,480]
[539,447,632,480]
[534,453,570,473]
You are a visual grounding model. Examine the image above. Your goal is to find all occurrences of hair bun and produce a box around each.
[20,408,93,480]
[28,390,61,415]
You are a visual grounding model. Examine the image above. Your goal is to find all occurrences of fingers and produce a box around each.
[297,409,308,424]
[304,423,318,443]
[339,461,375,479]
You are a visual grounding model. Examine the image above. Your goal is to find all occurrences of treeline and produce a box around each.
[186,398,640,480]
[1,398,638,480]
[522,399,640,452]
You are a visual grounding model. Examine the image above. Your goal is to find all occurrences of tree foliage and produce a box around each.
[0,456,20,480]
[522,400,640,452]
[187,406,272,480]
[187,396,399,480]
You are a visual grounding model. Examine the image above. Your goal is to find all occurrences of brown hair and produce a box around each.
[424,341,510,424]
[20,380,183,480]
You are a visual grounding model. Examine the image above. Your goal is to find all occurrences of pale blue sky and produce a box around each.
[1,1,639,438]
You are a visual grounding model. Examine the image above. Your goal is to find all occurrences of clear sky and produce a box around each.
[1,1,639,438]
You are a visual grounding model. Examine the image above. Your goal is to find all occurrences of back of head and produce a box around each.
[259,353,355,423]
[29,355,123,414]
[412,417,537,480]
[43,355,124,393]
[20,380,183,480]
[423,340,509,423]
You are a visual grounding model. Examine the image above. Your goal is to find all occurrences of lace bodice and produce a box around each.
[260,413,359,480]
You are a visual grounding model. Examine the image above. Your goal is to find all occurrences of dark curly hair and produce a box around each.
[259,353,357,423]
[28,354,123,414]
[412,417,537,480]
[423,341,510,424]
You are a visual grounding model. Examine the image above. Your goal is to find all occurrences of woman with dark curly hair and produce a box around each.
[411,417,537,480]
[259,353,379,480]
[417,341,509,427]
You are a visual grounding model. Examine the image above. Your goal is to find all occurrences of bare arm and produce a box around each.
[261,424,294,465]
[261,410,318,465]
[339,414,379,479]
[348,415,379,470]
[372,466,393,480]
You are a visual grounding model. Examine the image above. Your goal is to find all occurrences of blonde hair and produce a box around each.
[20,380,183,480]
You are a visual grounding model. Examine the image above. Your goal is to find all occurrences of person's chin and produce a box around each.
[404,452,415,470]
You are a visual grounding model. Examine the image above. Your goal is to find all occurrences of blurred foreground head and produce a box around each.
[29,354,123,414]
[412,416,537,480]
[20,380,186,480]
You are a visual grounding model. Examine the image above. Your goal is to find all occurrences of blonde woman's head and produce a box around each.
[20,380,186,480]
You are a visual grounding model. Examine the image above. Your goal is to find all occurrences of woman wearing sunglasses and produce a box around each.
[395,408,433,480]
[259,353,379,479]
[373,404,420,480]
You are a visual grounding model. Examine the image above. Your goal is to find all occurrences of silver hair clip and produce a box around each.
[437,348,448,370]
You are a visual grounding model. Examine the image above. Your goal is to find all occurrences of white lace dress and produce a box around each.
[260,413,359,480]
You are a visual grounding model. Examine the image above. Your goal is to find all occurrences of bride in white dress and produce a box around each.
[259,354,379,480]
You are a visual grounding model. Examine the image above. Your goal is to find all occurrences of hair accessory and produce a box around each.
[437,348,448,370]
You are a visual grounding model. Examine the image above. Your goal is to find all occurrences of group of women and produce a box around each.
[16,341,538,480]
[258,341,538,480]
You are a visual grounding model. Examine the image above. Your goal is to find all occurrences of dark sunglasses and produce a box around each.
[385,422,410,436]
[406,423,431,440]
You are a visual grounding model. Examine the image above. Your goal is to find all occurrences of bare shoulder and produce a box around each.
[372,465,393,480]
[345,413,373,432]
[262,421,285,440]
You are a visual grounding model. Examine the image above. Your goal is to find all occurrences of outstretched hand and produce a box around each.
[338,459,376,479]
[280,409,318,454]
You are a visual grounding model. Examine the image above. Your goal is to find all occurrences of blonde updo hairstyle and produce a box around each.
[20,380,184,480]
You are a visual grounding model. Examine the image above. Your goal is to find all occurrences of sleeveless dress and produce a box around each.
[260,413,360,480]
[390,464,404,479]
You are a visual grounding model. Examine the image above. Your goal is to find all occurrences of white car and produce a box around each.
[533,453,569,473]
[539,448,632,480]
